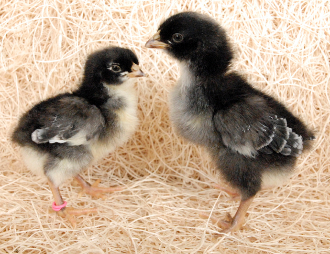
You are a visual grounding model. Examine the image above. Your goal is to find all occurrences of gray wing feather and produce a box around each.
[31,97,104,146]
[213,96,303,157]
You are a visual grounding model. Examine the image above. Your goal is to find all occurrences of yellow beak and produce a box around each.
[127,63,145,78]
[145,31,169,49]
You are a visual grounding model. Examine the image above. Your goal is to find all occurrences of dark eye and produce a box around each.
[172,33,183,43]
[110,65,121,72]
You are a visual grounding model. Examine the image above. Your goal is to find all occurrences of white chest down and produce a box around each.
[169,64,215,146]
[91,81,139,161]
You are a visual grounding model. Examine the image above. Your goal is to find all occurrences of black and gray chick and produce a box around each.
[12,46,144,226]
[146,12,314,233]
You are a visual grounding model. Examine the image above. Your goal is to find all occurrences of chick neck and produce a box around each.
[186,44,233,80]
[178,45,244,111]
[74,74,136,110]
[73,76,110,107]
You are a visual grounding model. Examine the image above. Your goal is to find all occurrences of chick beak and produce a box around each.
[145,31,168,49]
[127,63,145,78]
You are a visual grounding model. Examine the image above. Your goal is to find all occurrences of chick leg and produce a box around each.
[220,197,254,233]
[199,184,240,227]
[48,180,97,227]
[200,196,254,233]
[74,175,123,199]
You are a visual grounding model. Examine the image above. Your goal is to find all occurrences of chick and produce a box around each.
[12,46,145,226]
[146,12,314,233]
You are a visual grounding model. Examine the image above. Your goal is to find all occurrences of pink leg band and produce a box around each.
[52,201,67,211]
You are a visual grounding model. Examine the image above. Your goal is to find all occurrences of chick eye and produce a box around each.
[172,33,183,43]
[110,65,121,72]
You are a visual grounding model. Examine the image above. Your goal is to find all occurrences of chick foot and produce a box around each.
[75,175,123,199]
[200,212,234,230]
[54,206,98,228]
[48,180,98,227]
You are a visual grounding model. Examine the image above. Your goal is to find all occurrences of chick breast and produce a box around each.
[169,64,218,147]
[90,81,138,161]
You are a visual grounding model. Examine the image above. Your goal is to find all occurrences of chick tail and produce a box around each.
[279,128,316,157]
[301,130,316,152]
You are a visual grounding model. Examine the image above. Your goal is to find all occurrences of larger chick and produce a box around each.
[146,12,314,233]
[12,46,145,226]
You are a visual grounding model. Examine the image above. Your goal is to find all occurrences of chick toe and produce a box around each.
[75,175,123,199]
[56,207,98,228]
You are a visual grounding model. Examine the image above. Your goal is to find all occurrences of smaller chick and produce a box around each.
[146,12,314,233]
[12,47,145,226]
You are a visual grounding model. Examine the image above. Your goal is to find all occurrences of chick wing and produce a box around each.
[213,95,303,158]
[31,96,105,146]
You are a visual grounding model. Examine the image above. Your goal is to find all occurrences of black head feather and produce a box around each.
[75,46,140,106]
[83,46,139,85]
[157,12,233,74]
